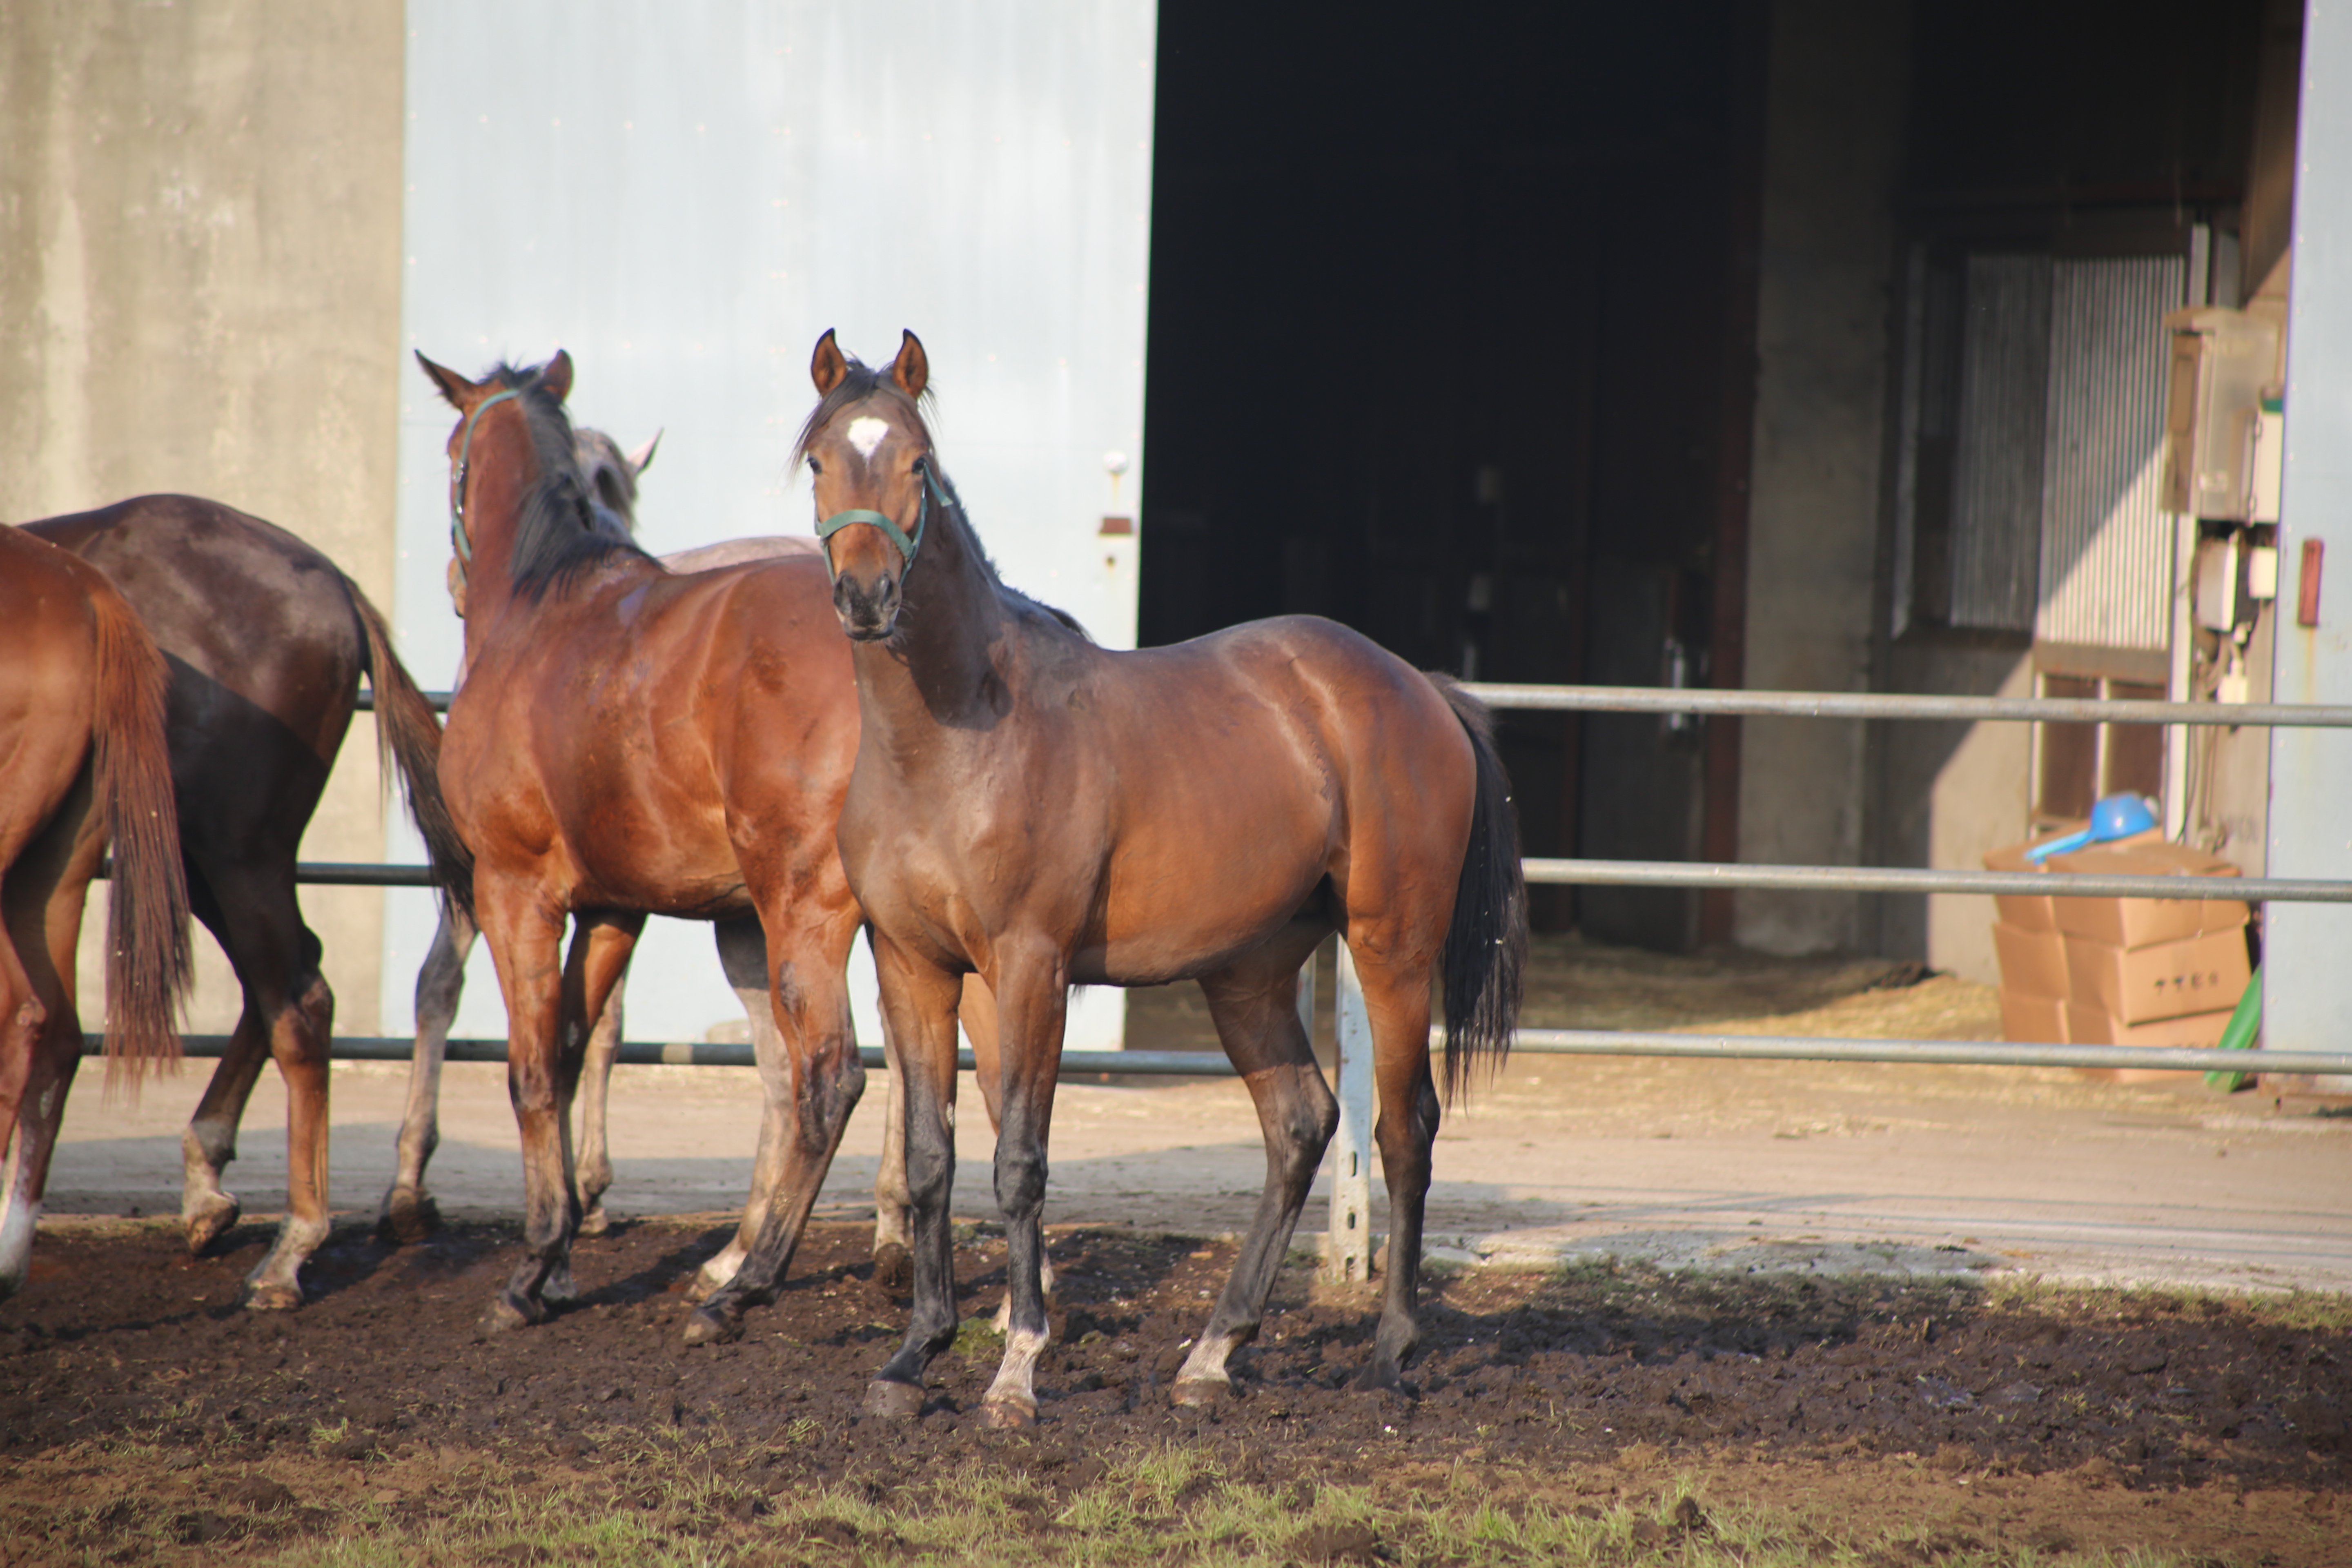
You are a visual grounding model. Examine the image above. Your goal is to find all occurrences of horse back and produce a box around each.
[22,495,365,764]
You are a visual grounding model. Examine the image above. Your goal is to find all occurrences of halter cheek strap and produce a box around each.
[816,466,949,575]
[447,386,525,590]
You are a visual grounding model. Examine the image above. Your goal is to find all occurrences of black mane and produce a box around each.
[488,362,653,602]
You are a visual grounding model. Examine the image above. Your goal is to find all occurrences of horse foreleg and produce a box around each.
[862,942,964,1415]
[542,911,641,1305]
[573,970,624,1238]
[960,976,1059,1329]
[180,1004,268,1256]
[688,917,774,1301]
[382,903,475,1243]
[974,945,1070,1430]
[1176,947,1336,1404]
[869,1010,913,1294]
[684,910,866,1346]
[479,886,577,1331]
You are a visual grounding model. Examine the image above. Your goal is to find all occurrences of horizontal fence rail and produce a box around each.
[83,1031,2352,1079]
[1522,858,2352,902]
[1463,682,2352,727]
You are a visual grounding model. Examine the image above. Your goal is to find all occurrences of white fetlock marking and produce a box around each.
[698,1240,748,1293]
[984,1325,1049,1412]
[0,1195,40,1297]
[1176,1332,1242,1388]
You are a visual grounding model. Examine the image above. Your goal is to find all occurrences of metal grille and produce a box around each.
[1949,254,2052,630]
[2035,255,2185,651]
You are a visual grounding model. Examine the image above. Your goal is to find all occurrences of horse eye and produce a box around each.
[808,457,824,475]
[911,456,928,475]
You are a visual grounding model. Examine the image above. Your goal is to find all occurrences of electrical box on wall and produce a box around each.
[2163,307,2282,520]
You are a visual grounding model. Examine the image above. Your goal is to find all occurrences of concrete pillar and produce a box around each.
[1733,0,1913,956]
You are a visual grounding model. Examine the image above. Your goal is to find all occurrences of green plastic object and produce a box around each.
[2205,965,2262,1092]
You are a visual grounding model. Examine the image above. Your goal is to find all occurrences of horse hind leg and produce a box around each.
[685,906,869,1348]
[573,967,626,1238]
[381,903,475,1243]
[958,976,1060,1330]
[1172,947,1336,1405]
[1345,948,1445,1393]
[688,917,775,1301]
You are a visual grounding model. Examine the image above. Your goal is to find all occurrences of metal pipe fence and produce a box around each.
[272,678,2352,1282]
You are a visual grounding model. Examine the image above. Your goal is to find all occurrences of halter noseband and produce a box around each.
[447,386,525,590]
[816,464,949,575]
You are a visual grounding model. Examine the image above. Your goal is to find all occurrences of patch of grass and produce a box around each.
[1985,1274,2352,1333]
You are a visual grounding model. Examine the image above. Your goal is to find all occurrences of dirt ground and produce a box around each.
[0,1218,2347,1565]
[11,937,2350,1563]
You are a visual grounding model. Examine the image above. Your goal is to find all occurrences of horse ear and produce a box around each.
[890,330,929,399]
[416,352,481,410]
[626,430,662,477]
[811,329,848,395]
[541,350,575,403]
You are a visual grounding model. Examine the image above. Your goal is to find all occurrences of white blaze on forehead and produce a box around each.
[846,417,891,461]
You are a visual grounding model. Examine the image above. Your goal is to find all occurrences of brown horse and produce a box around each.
[0,526,192,1296]
[24,496,465,1307]
[804,331,1528,1425]
[385,428,982,1307]
[418,349,1007,1341]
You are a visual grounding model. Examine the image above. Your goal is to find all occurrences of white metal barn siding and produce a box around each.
[2034,255,2184,653]
[381,2,1159,1050]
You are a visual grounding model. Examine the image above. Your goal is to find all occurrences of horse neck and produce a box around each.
[455,419,550,663]
[852,492,1012,739]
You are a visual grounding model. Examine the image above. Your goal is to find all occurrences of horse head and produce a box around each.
[797,328,938,641]
[575,426,661,541]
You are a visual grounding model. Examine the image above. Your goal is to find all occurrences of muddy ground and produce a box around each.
[2,1216,2346,1564]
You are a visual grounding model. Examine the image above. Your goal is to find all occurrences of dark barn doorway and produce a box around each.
[1138,0,1762,946]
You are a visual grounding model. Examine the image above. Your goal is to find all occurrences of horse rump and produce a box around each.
[1425,673,1527,1102]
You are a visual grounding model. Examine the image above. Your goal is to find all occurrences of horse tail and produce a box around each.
[1427,673,1527,1103]
[87,577,193,1085]
[348,581,475,919]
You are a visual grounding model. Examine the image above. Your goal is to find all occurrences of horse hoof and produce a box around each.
[242,1280,304,1312]
[482,1293,545,1333]
[680,1304,742,1348]
[863,1379,925,1421]
[978,1396,1036,1430]
[543,1265,582,1306]
[872,1242,914,1298]
[576,1203,612,1239]
[183,1194,241,1256]
[1351,1360,1409,1396]
[377,1188,440,1247]
[1171,1376,1230,1408]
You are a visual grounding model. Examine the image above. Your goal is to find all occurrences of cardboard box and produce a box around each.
[1999,991,2068,1045]
[1991,922,2069,999]
[2062,927,2253,1024]
[2063,1003,2236,1082]
[2046,841,2247,949]
[1982,822,2161,930]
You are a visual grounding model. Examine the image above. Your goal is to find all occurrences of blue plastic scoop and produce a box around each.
[2024,792,2159,863]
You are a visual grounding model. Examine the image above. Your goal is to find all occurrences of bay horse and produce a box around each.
[0,526,192,1298]
[418,349,1013,1341]
[804,331,1528,1425]
[385,426,979,1305]
[23,497,466,1307]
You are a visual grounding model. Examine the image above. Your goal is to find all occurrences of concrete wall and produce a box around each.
[1732,0,1911,955]
[1,2,407,1034]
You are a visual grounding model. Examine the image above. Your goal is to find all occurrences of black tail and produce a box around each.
[1428,674,1527,1103]
[349,581,475,919]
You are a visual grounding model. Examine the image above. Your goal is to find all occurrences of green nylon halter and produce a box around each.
[816,465,949,575]
[447,385,525,589]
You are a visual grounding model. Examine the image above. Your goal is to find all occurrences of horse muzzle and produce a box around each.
[832,569,901,642]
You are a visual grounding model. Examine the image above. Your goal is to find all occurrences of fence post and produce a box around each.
[1325,941,1374,1283]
